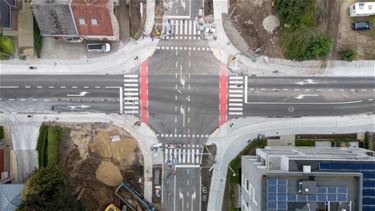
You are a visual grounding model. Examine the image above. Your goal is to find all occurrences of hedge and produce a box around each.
[295,139,315,147]
[36,125,48,167]
[0,126,4,140]
[46,126,62,167]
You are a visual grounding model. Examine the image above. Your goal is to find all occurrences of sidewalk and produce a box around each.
[0,38,158,75]
[0,113,159,202]
[210,0,375,77]
[206,114,375,211]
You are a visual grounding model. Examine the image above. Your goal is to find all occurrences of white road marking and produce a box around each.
[0,86,19,88]
[246,100,363,105]
[37,86,42,88]
[229,112,243,115]
[25,86,31,88]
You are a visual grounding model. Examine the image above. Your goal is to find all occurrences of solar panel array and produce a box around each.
[266,179,349,211]
[319,162,375,211]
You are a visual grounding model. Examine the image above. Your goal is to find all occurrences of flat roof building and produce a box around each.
[241,147,375,211]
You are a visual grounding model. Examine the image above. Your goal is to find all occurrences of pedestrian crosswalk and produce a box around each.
[163,19,201,39]
[164,144,202,165]
[123,74,139,114]
[228,76,244,116]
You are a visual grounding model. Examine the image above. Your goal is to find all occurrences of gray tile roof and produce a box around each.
[0,184,23,211]
[0,0,11,28]
[31,0,78,36]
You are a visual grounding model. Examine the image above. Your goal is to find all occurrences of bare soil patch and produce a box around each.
[229,0,374,60]
[228,0,283,57]
[59,123,144,211]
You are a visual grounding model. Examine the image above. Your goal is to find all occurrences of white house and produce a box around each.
[349,2,375,17]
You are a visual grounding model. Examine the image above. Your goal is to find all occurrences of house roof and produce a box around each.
[0,0,11,28]
[0,184,23,211]
[71,0,113,36]
[30,0,78,36]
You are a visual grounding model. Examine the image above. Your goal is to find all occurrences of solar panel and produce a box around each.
[269,194,277,202]
[277,187,287,194]
[317,194,327,202]
[317,187,327,194]
[363,197,375,205]
[363,206,375,211]
[327,194,337,201]
[297,194,307,202]
[363,171,375,179]
[277,194,287,202]
[337,187,347,194]
[337,194,348,202]
[267,179,277,186]
[268,202,277,209]
[288,194,297,202]
[277,179,288,186]
[363,188,375,196]
[307,194,317,202]
[364,179,375,187]
[277,202,287,210]
[268,186,277,193]
[327,187,337,194]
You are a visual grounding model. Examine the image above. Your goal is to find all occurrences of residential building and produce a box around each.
[30,0,119,41]
[0,0,18,30]
[241,147,375,211]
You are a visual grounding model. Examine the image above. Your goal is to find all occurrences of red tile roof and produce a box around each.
[71,0,113,36]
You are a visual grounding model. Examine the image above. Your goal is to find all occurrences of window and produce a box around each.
[246,179,249,191]
[91,18,98,25]
[79,18,85,25]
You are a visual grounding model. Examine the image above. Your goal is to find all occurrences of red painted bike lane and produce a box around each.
[140,60,149,124]
[219,64,228,126]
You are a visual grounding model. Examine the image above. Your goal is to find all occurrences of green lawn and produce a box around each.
[36,125,62,167]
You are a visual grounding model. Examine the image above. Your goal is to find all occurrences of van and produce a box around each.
[87,43,111,53]
[351,21,371,30]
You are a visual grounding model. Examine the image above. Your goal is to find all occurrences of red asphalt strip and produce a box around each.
[219,64,228,126]
[140,60,149,124]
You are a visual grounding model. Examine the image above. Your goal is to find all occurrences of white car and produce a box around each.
[87,43,111,53]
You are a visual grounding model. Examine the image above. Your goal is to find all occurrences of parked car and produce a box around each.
[87,43,111,53]
[351,21,371,30]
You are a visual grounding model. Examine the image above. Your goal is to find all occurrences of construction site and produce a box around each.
[59,123,146,211]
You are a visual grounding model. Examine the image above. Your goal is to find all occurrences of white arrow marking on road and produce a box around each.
[67,104,90,110]
[180,106,186,127]
[67,91,89,97]
[295,94,319,99]
[191,190,196,211]
[295,79,318,86]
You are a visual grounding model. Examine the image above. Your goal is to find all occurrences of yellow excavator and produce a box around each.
[104,203,121,211]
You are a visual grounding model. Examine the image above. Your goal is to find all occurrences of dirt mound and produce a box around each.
[59,123,144,211]
[96,160,123,187]
[263,15,280,34]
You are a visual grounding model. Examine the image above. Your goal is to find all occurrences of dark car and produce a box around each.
[351,21,371,30]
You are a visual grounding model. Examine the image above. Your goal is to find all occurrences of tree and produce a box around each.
[19,165,81,211]
[339,48,358,61]
[303,33,332,59]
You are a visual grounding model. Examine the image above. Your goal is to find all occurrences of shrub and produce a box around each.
[303,33,332,59]
[279,26,315,59]
[339,48,358,62]
[0,126,4,140]
[276,0,315,30]
[0,35,15,55]
[20,165,81,211]
[295,139,315,146]
[36,125,48,167]
[33,18,43,58]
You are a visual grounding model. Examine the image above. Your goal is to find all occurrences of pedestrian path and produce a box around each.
[163,19,200,40]
[228,76,244,116]
[156,46,210,51]
[164,144,203,167]
[123,74,139,114]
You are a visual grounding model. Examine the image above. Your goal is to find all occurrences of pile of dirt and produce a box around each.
[96,161,123,187]
[59,123,144,211]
